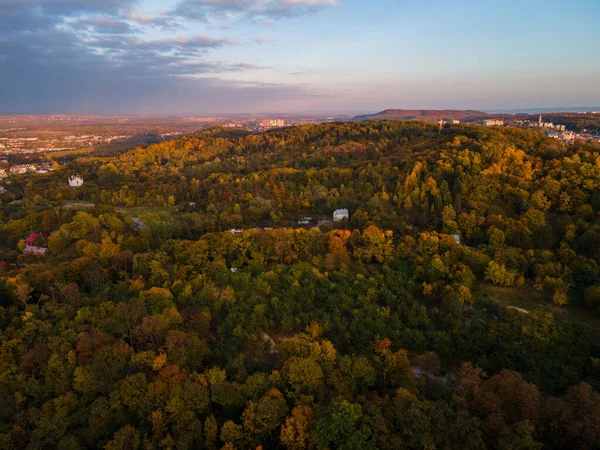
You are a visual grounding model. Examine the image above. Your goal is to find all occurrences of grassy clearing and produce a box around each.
[475,283,547,311]
[474,282,600,328]
[44,147,95,160]
[114,206,172,216]
[61,201,96,209]
[54,202,173,217]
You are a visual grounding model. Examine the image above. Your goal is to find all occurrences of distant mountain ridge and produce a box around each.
[487,107,600,114]
[354,109,491,122]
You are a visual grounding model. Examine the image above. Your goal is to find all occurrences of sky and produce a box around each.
[0,0,599,115]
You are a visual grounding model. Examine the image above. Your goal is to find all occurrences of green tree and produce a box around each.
[317,398,375,450]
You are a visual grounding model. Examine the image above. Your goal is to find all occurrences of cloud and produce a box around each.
[6,0,139,17]
[73,17,137,35]
[125,7,180,29]
[0,59,323,114]
[137,35,236,51]
[170,0,338,22]
[0,0,334,114]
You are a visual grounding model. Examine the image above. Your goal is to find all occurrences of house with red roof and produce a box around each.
[24,233,48,255]
[25,233,41,246]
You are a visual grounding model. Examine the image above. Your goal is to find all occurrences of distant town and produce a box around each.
[478,115,600,143]
[0,110,598,165]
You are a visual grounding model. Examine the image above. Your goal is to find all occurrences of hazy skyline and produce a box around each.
[1,0,599,114]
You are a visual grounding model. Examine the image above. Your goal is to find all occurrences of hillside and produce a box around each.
[1,121,600,449]
[354,109,492,122]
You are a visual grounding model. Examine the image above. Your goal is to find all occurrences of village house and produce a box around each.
[333,209,349,222]
[24,233,48,255]
[131,217,144,229]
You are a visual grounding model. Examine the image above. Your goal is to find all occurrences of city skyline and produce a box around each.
[1,0,599,114]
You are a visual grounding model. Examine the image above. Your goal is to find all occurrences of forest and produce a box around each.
[0,121,600,449]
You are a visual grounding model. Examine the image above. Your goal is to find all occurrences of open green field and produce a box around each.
[114,206,173,216]
[474,282,600,328]
[55,201,173,217]
[44,147,95,159]
[61,201,96,209]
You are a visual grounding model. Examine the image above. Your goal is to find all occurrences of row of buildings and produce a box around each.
[483,119,504,127]
[260,119,285,128]
[483,116,567,131]
[547,130,600,143]
[0,134,130,154]
[0,162,55,179]
[516,115,566,131]
[298,209,350,225]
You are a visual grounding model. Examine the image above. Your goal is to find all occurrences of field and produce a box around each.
[474,282,600,328]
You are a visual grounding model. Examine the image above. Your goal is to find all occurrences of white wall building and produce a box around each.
[68,175,84,187]
[483,119,504,127]
[333,209,349,222]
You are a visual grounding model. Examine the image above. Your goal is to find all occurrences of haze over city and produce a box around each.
[1,0,599,114]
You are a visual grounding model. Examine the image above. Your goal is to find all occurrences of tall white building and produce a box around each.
[68,175,84,187]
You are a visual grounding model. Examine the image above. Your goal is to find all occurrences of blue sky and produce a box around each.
[0,0,599,114]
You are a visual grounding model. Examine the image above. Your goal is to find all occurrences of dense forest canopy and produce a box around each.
[1,121,600,449]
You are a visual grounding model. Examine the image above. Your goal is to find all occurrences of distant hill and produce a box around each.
[487,107,600,114]
[354,109,491,122]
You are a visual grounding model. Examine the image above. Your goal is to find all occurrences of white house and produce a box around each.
[24,245,48,255]
[333,209,349,222]
[23,233,48,255]
[68,175,84,187]
[483,119,504,127]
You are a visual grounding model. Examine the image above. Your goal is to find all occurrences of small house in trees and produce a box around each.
[132,217,144,229]
[68,175,84,187]
[24,233,48,255]
[451,234,462,245]
[298,217,311,225]
[25,233,40,246]
[333,209,349,222]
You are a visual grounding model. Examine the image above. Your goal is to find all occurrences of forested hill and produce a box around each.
[1,121,600,449]
[354,109,491,122]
